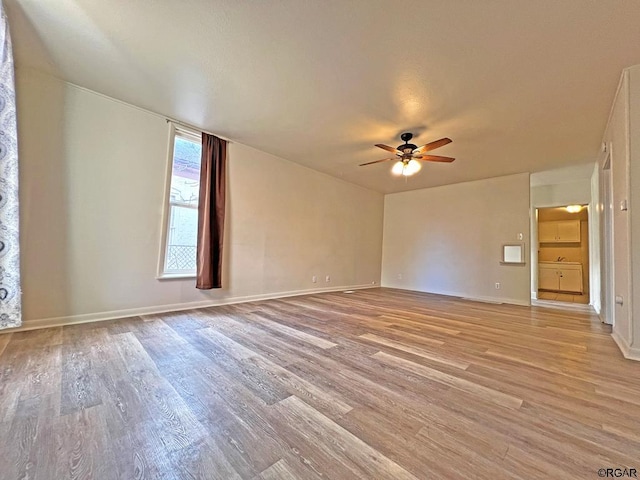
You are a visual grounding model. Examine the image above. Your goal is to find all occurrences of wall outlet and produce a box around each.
[518,232,523,240]
[312,275,317,283]
[325,275,330,283]
[495,282,501,289]
[397,273,403,280]
[371,280,376,285]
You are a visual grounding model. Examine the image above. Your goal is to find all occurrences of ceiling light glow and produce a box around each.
[391,159,422,176]
[392,161,404,175]
[405,159,421,175]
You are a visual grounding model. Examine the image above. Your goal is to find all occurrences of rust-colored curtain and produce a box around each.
[196,133,227,289]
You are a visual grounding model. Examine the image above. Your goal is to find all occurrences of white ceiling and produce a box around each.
[7,0,640,193]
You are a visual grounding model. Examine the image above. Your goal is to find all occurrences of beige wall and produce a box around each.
[530,179,592,207]
[381,173,531,305]
[16,69,384,326]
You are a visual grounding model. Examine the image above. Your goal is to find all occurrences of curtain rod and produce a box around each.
[166,118,233,143]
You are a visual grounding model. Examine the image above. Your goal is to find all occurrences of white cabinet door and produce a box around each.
[538,222,558,243]
[556,221,580,242]
[538,220,581,243]
[559,268,582,293]
[539,266,559,290]
[539,264,583,293]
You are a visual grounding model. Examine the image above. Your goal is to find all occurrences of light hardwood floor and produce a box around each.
[0,288,639,479]
[537,290,590,304]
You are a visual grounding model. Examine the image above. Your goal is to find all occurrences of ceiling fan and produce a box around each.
[360,132,454,176]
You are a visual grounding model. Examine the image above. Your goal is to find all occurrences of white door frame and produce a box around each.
[600,153,614,325]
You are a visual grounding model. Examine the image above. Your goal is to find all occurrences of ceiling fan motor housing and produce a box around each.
[400,144,417,154]
[399,132,417,154]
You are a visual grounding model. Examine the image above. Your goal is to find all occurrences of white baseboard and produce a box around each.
[458,294,530,307]
[382,284,530,307]
[531,291,538,300]
[3,284,377,333]
[611,331,640,361]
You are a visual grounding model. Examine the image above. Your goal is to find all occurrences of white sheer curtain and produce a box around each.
[0,1,21,330]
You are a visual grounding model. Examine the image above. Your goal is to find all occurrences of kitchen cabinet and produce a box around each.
[539,265,559,290]
[538,263,583,293]
[538,220,581,243]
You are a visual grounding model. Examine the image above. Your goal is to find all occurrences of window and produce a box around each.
[159,126,202,277]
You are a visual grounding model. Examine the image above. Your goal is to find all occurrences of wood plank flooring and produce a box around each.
[1,288,639,479]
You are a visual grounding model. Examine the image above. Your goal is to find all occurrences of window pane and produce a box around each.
[165,205,198,272]
[170,136,202,206]
[163,132,202,275]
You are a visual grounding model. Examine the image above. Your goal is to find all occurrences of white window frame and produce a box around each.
[157,123,202,279]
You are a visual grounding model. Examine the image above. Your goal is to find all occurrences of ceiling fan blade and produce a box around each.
[417,154,455,163]
[413,137,452,155]
[359,158,396,166]
[375,144,401,154]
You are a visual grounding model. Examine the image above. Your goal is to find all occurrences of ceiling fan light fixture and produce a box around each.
[391,159,422,176]
[406,159,421,175]
[392,161,405,175]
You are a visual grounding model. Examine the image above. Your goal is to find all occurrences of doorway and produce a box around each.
[536,205,590,305]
